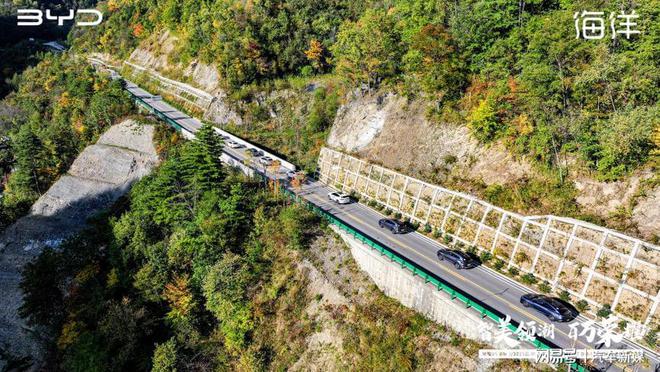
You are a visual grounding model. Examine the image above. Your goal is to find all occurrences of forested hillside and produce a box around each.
[0,55,133,228]
[0,2,72,98]
[1,0,657,369]
[72,0,659,182]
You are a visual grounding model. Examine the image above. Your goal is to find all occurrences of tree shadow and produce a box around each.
[0,178,142,370]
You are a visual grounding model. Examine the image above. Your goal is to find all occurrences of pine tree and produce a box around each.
[8,124,44,196]
[181,123,225,191]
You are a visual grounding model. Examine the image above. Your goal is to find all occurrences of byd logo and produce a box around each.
[17,9,102,26]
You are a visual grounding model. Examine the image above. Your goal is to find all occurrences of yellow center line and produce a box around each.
[306,192,591,349]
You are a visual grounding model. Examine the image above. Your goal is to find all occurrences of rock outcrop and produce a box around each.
[328,92,532,185]
[0,120,159,369]
[127,31,242,126]
[327,91,659,241]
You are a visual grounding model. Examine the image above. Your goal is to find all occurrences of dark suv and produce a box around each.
[436,249,479,269]
[378,219,406,234]
[246,148,263,157]
[520,294,578,322]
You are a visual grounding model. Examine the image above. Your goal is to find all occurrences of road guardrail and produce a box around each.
[281,186,587,372]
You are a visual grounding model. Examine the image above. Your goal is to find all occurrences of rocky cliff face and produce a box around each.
[327,91,659,241]
[0,120,159,369]
[328,92,532,186]
[129,31,220,93]
[127,31,242,126]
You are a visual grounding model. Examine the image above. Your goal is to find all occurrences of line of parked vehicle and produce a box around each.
[325,190,579,323]
[222,135,307,183]
[223,136,277,166]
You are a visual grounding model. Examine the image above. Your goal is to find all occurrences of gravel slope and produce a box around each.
[0,120,159,370]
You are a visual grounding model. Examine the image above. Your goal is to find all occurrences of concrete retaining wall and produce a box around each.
[330,225,515,349]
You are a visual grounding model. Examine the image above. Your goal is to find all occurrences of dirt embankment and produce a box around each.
[327,91,658,241]
[0,120,159,370]
[328,93,532,185]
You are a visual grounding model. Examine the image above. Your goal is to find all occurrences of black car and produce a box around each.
[436,249,480,269]
[520,294,578,322]
[378,219,406,234]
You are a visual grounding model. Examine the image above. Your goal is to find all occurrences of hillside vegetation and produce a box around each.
[0,55,133,228]
[72,0,658,182]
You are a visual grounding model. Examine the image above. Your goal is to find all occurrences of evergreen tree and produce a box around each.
[180,123,225,193]
[8,124,44,197]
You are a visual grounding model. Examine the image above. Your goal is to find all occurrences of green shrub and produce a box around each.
[384,208,393,216]
[521,273,537,285]
[597,304,612,318]
[480,252,493,262]
[618,320,627,332]
[493,259,505,271]
[423,223,432,233]
[152,338,178,372]
[507,267,519,277]
[576,300,589,312]
[394,212,402,219]
[443,235,452,244]
[559,290,570,301]
[539,281,551,293]
[645,329,657,348]
[432,229,442,239]
[450,333,461,346]
[300,65,313,77]
[467,97,506,142]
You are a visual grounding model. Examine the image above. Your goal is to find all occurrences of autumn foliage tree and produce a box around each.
[304,39,324,71]
[403,24,466,102]
[331,9,403,89]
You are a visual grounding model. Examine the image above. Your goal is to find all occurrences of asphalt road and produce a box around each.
[118,74,659,372]
[296,182,659,370]
[125,80,203,134]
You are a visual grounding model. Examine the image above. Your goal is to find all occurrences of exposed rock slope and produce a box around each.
[328,92,532,185]
[0,120,159,369]
[328,91,659,241]
[127,31,242,125]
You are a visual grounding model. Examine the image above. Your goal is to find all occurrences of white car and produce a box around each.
[226,140,242,148]
[328,192,351,204]
[287,171,306,180]
[259,156,274,165]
